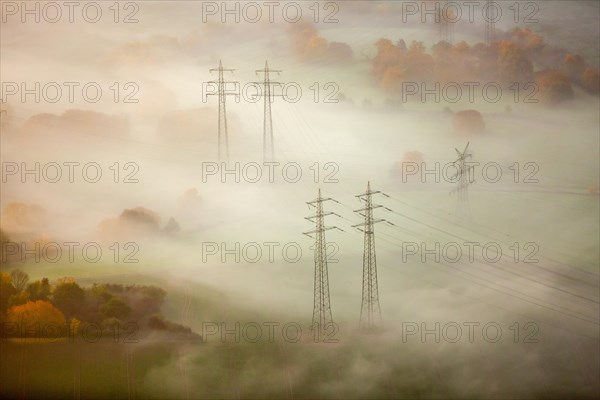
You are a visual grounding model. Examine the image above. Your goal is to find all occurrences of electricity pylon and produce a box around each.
[485,0,496,45]
[303,189,343,339]
[450,142,475,222]
[254,61,283,162]
[208,60,237,162]
[353,182,394,331]
[439,0,455,44]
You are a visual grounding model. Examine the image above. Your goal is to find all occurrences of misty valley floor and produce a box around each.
[1,336,598,399]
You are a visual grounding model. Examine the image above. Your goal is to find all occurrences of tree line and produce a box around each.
[0,269,196,340]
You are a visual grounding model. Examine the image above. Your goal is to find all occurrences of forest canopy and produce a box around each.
[0,269,196,340]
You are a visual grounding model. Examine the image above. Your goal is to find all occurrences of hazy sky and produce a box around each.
[1,1,599,398]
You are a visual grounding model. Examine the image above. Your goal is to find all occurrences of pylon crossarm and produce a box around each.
[356,190,381,198]
[210,69,235,73]
[304,211,338,221]
[250,93,285,101]
[303,226,343,236]
[206,92,238,96]
[451,165,474,175]
[251,81,284,86]
[307,197,340,205]
[252,92,285,96]
[206,80,238,84]
[353,205,384,213]
[449,183,473,195]
[352,219,387,228]
[450,172,460,181]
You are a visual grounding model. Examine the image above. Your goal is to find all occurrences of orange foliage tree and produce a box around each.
[535,70,575,104]
[0,272,17,317]
[453,110,485,135]
[497,41,534,85]
[6,300,66,337]
[563,54,585,83]
[581,67,600,94]
[506,28,544,53]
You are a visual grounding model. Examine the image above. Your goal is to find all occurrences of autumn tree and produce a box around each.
[73,284,114,325]
[581,67,600,94]
[535,70,575,104]
[147,314,194,335]
[10,269,29,291]
[27,278,51,301]
[396,39,407,53]
[380,66,405,92]
[497,41,534,85]
[328,42,354,63]
[7,290,29,308]
[0,272,16,316]
[52,278,85,318]
[453,110,486,135]
[404,41,434,82]
[563,54,586,83]
[431,41,455,82]
[506,27,544,53]
[372,39,404,80]
[6,300,66,337]
[137,285,166,314]
[70,317,81,336]
[409,40,426,53]
[120,285,166,320]
[432,40,452,59]
[119,207,161,232]
[0,229,9,260]
[100,297,131,320]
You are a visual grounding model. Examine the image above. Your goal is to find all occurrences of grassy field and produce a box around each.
[0,337,440,400]
[1,339,173,399]
[3,335,597,399]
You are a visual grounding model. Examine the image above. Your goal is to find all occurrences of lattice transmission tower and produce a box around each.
[439,0,455,44]
[254,61,283,162]
[353,182,394,331]
[304,189,343,339]
[485,0,497,45]
[450,142,476,222]
[208,60,237,162]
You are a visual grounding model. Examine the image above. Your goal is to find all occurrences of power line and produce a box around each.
[381,188,600,288]
[329,184,599,325]
[336,201,599,340]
